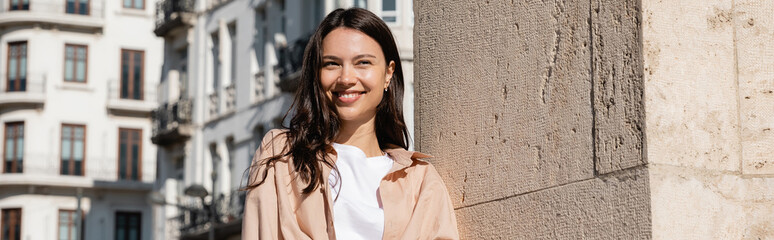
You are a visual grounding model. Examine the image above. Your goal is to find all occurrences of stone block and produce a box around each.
[734,0,774,175]
[650,164,774,239]
[455,167,650,239]
[592,0,646,174]
[643,0,741,172]
[415,0,593,208]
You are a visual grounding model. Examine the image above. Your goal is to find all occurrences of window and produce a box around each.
[381,0,397,23]
[115,212,140,240]
[354,0,366,8]
[65,0,89,15]
[6,42,27,92]
[9,0,29,10]
[58,210,84,240]
[122,0,142,9]
[1,208,21,240]
[3,122,23,174]
[118,128,141,181]
[120,49,144,100]
[61,124,85,176]
[64,44,88,83]
[228,23,237,84]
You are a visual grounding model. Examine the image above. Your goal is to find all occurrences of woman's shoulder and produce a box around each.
[256,128,290,157]
[260,128,289,144]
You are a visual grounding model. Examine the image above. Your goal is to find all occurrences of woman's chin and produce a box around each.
[337,111,376,124]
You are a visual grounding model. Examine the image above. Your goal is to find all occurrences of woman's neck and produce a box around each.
[335,117,383,157]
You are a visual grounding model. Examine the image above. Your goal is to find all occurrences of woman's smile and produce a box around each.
[333,90,366,104]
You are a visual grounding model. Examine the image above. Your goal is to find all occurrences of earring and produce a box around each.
[384,88,388,92]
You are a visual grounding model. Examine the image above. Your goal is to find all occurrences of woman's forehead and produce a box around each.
[322,27,383,57]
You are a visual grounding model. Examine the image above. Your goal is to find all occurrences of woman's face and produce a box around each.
[320,27,395,123]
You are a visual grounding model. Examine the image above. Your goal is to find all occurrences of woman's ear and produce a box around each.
[385,60,395,89]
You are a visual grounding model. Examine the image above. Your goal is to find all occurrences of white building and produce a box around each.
[0,0,163,239]
[151,0,414,239]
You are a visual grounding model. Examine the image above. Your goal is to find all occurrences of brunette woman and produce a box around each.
[242,8,459,239]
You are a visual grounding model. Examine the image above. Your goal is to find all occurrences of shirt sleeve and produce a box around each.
[242,130,281,240]
[404,163,460,240]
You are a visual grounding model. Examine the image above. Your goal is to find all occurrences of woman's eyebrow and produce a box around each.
[322,55,341,61]
[354,54,377,59]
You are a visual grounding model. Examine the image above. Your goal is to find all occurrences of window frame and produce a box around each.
[381,0,399,24]
[60,124,87,176]
[1,208,22,240]
[57,209,85,240]
[3,122,24,174]
[117,128,142,181]
[65,0,90,15]
[6,41,28,92]
[9,0,29,11]
[63,44,88,83]
[120,49,145,100]
[114,211,141,240]
[122,0,144,10]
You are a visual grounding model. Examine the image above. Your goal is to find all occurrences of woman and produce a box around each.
[243,8,458,239]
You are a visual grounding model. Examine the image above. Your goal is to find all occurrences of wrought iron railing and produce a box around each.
[276,34,310,92]
[154,0,195,35]
[151,99,192,144]
[169,190,247,236]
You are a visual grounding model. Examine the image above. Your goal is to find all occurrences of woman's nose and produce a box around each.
[338,65,357,85]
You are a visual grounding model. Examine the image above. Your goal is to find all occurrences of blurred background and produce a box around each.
[0,0,412,239]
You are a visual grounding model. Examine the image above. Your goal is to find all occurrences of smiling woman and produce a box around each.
[242,8,459,240]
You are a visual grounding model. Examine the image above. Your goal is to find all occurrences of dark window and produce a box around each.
[1,208,21,240]
[381,0,397,22]
[115,212,140,240]
[122,0,142,9]
[9,0,29,10]
[61,124,86,176]
[65,0,89,15]
[6,42,27,92]
[120,50,144,100]
[64,44,88,83]
[3,122,23,174]
[118,128,141,181]
[58,210,84,240]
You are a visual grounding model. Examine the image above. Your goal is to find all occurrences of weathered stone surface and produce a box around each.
[592,0,646,174]
[643,0,741,172]
[650,164,774,239]
[456,167,651,239]
[734,0,774,175]
[415,0,593,208]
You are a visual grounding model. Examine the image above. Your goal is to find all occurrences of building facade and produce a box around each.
[151,0,414,239]
[0,0,163,239]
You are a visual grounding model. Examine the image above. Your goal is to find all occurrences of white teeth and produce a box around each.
[340,93,359,98]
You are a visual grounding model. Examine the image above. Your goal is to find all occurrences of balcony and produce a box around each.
[224,83,235,113]
[106,79,157,117]
[0,0,105,32]
[0,154,154,191]
[151,99,193,146]
[275,34,310,92]
[167,190,246,239]
[0,72,46,109]
[154,0,195,37]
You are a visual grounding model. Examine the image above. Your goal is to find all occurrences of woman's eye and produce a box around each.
[323,62,339,67]
[357,60,372,65]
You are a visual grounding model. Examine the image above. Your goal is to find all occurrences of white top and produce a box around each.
[328,143,394,240]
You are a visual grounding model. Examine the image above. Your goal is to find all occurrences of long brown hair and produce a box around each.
[247,8,409,194]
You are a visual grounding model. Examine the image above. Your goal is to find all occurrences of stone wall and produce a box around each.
[644,0,774,238]
[414,0,649,238]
